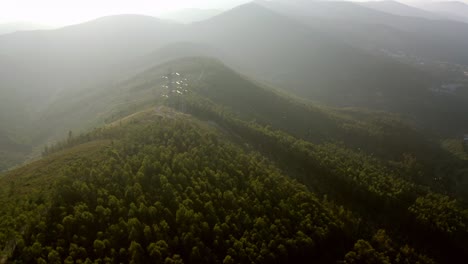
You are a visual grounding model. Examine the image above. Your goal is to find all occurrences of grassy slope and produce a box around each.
[0,140,111,198]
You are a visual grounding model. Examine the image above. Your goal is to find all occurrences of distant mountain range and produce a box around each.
[260,0,468,64]
[360,0,446,20]
[1,1,468,170]
[417,1,468,23]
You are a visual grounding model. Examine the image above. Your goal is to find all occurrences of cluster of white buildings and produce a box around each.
[161,72,190,98]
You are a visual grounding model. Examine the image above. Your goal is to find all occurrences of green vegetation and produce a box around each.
[1,58,467,263]
[1,112,442,263]
[409,193,468,235]
[172,95,466,262]
[344,230,436,264]
[1,116,344,263]
[162,58,466,196]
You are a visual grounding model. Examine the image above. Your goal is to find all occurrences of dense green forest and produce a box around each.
[2,0,468,261]
[0,112,443,263]
[1,58,467,263]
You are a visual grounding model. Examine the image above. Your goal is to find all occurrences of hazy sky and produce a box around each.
[0,0,251,26]
[0,0,467,26]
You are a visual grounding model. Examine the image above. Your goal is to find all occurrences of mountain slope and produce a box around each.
[43,56,466,202]
[187,4,468,134]
[4,56,468,193]
[153,58,468,262]
[0,105,449,263]
[190,3,437,105]
[418,1,468,23]
[360,1,444,20]
[261,0,468,65]
[106,57,437,160]
[0,15,184,164]
[158,57,468,194]
[1,5,467,160]
[1,56,467,262]
[0,111,353,263]
[0,15,182,112]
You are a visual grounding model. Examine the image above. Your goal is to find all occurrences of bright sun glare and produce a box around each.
[2,0,467,26]
[0,0,250,26]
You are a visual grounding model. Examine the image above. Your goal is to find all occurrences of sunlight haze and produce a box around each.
[2,0,467,26]
[0,0,250,25]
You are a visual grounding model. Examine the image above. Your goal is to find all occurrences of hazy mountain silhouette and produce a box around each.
[158,8,223,23]
[361,0,444,20]
[418,1,468,23]
[1,2,468,171]
[0,15,182,115]
[189,4,439,109]
[0,21,51,35]
[259,0,468,66]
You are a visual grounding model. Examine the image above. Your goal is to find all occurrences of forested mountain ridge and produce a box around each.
[0,107,450,263]
[2,2,468,172]
[1,2,468,262]
[1,57,467,263]
[122,58,468,195]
